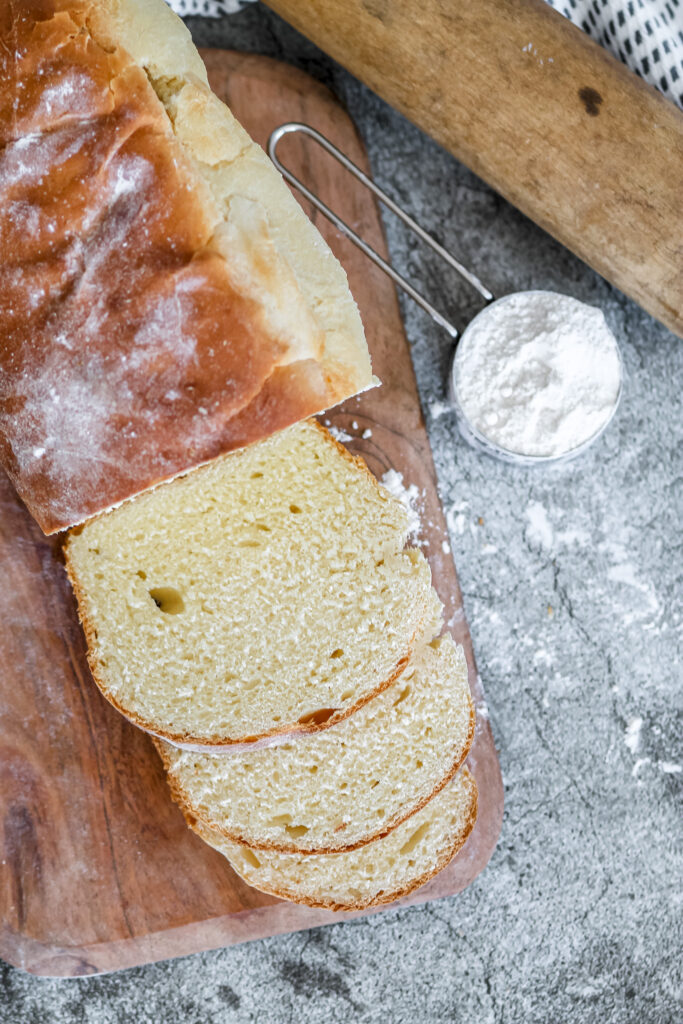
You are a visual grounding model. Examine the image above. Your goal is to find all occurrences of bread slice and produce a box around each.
[157,623,474,854]
[0,0,373,534]
[193,769,478,911]
[65,421,433,748]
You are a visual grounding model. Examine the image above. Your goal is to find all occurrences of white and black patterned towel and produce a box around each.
[167,0,682,108]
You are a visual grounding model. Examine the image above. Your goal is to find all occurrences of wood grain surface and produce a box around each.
[262,0,683,338]
[0,51,503,977]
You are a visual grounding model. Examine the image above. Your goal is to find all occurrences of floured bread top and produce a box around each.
[0,0,372,533]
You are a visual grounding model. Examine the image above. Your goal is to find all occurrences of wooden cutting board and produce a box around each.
[0,52,503,977]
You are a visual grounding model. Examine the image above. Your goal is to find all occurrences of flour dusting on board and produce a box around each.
[381,469,422,542]
[326,424,353,444]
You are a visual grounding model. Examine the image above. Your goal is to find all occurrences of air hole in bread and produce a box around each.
[284,824,309,838]
[289,504,302,514]
[339,689,354,701]
[242,848,261,869]
[370,780,379,789]
[255,523,271,532]
[298,708,337,726]
[149,587,185,615]
[136,570,147,580]
[309,765,318,774]
[400,821,430,855]
[250,471,264,479]
[393,684,411,706]
[330,649,344,659]
[268,813,293,826]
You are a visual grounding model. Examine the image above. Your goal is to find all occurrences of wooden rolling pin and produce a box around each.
[262,0,683,337]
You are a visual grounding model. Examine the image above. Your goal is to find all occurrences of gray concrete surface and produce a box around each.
[2,5,681,1022]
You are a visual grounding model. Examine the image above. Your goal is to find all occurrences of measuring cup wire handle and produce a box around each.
[267,123,492,340]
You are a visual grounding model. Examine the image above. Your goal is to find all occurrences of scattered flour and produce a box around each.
[453,292,621,457]
[380,469,422,543]
[446,505,467,537]
[533,648,553,667]
[36,70,93,119]
[523,502,594,556]
[525,501,554,551]
[429,399,452,420]
[362,428,372,439]
[326,425,353,444]
[632,758,681,779]
[521,42,555,66]
[607,563,659,612]
[624,717,642,754]
[555,526,592,547]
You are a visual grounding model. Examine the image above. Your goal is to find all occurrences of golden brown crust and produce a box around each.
[191,771,479,912]
[0,2,370,535]
[155,693,475,855]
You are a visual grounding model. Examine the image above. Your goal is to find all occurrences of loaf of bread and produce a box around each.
[193,769,478,911]
[0,0,373,534]
[65,421,433,747]
[3,1,479,912]
[157,625,475,854]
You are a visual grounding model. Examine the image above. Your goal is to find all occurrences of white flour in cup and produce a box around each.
[453,291,622,458]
